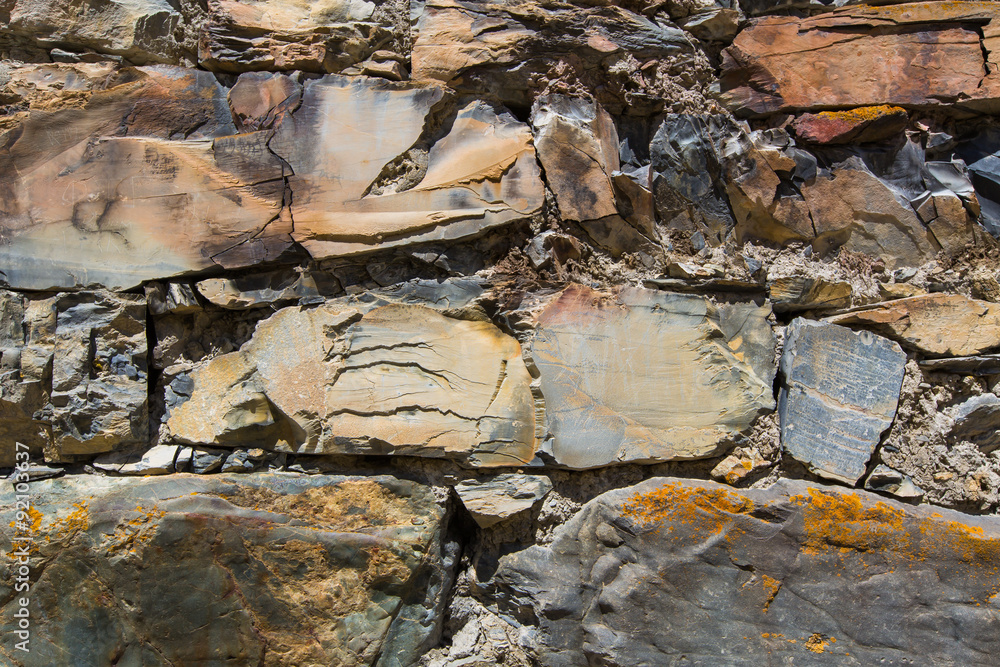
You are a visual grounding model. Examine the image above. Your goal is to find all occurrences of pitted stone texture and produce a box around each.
[827,294,1000,357]
[531,285,775,469]
[0,473,450,667]
[167,298,536,466]
[779,319,905,484]
[721,3,1000,117]
[490,477,1000,666]
[270,76,544,261]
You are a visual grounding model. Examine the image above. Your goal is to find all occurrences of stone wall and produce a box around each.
[1,1,1000,664]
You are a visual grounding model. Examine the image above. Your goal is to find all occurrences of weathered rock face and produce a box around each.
[0,0,205,65]
[779,319,906,484]
[199,0,399,74]
[270,75,544,261]
[166,297,536,466]
[827,294,1000,357]
[721,3,1000,116]
[0,473,451,666]
[490,477,1000,666]
[530,285,775,469]
[454,473,552,528]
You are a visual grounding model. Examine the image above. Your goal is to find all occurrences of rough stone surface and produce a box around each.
[530,285,775,469]
[790,106,909,145]
[768,275,852,312]
[827,294,1000,357]
[489,477,1000,666]
[779,319,906,484]
[167,296,536,466]
[721,4,1000,116]
[455,474,552,528]
[0,473,451,667]
[270,76,544,260]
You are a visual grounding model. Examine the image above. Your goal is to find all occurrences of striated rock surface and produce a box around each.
[790,106,909,145]
[0,473,450,667]
[779,319,906,484]
[490,477,1000,666]
[721,3,1000,116]
[167,296,536,466]
[199,0,396,74]
[530,285,775,469]
[828,294,1000,357]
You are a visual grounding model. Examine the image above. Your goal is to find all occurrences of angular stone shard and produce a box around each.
[1,0,204,65]
[0,474,450,667]
[768,275,852,312]
[197,267,339,310]
[167,298,536,466]
[530,285,775,469]
[721,3,1000,116]
[827,294,1000,357]
[949,394,1000,452]
[779,319,906,484]
[790,106,909,145]
[455,474,552,528]
[271,76,544,260]
[199,0,394,74]
[864,464,924,500]
[490,477,1000,666]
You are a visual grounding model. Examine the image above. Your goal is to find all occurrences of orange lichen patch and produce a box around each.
[223,479,424,534]
[760,574,781,612]
[792,488,907,554]
[812,105,906,124]
[45,502,90,541]
[622,483,755,535]
[9,506,43,534]
[101,505,166,556]
[805,633,835,654]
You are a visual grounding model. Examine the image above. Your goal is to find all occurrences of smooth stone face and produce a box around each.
[270,76,544,260]
[827,294,1000,357]
[721,4,1000,116]
[489,477,1000,666]
[0,473,450,667]
[779,319,906,484]
[454,474,553,528]
[167,297,536,466]
[531,285,775,469]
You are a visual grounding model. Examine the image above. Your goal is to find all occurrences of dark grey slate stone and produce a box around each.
[779,319,906,484]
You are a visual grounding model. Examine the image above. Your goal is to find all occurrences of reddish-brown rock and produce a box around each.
[790,106,909,145]
[721,3,1000,116]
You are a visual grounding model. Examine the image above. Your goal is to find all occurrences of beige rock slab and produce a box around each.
[0,132,286,290]
[826,294,1000,357]
[167,301,537,466]
[531,285,775,469]
[271,76,544,259]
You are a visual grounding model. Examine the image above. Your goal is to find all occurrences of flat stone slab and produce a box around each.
[490,477,1000,666]
[531,285,775,469]
[0,473,449,667]
[455,474,552,528]
[779,319,906,484]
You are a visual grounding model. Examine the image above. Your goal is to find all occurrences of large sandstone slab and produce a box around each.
[530,285,775,469]
[0,65,293,291]
[490,477,1000,666]
[722,2,1000,116]
[271,76,544,260]
[0,473,450,667]
[167,298,536,466]
[199,0,394,74]
[827,294,1000,357]
[779,319,906,484]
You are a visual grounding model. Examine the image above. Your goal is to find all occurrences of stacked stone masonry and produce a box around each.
[1,1,1000,665]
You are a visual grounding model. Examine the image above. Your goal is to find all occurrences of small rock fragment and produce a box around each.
[710,450,770,486]
[454,474,553,528]
[864,464,924,500]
